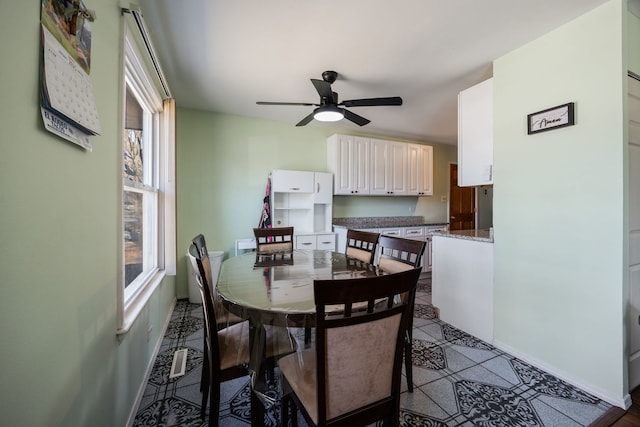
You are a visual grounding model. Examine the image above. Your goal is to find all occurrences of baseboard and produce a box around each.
[493,339,631,410]
[125,297,178,427]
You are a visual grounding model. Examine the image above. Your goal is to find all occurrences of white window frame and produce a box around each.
[117,20,176,334]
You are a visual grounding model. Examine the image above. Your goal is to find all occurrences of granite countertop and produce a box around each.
[332,216,448,229]
[432,228,494,243]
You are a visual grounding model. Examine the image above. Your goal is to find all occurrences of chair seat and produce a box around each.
[218,322,251,370]
[378,257,413,274]
[215,304,244,326]
[279,349,319,424]
[218,321,297,370]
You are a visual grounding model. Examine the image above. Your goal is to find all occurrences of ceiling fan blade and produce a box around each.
[343,109,370,126]
[295,112,315,127]
[311,79,334,101]
[340,97,403,107]
[257,101,316,106]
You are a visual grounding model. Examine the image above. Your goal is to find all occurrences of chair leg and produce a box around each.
[201,375,209,419]
[304,327,311,347]
[291,399,298,427]
[200,345,209,392]
[208,381,220,427]
[405,331,414,392]
[281,393,289,427]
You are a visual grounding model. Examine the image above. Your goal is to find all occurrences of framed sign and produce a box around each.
[527,102,575,135]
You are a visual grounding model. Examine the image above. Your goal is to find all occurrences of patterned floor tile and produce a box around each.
[133,281,612,427]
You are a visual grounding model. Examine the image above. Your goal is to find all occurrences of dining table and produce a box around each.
[215,249,386,426]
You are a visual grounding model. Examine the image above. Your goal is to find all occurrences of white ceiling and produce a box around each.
[138,0,609,145]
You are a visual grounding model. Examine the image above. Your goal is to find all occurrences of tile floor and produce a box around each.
[133,275,612,426]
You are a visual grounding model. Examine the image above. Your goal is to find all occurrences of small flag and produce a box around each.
[258,175,272,229]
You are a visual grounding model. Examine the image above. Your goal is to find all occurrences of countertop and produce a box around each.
[332,216,448,229]
[432,229,493,243]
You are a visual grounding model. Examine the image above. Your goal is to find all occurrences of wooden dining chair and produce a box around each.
[377,235,426,392]
[189,241,297,427]
[189,234,245,401]
[279,267,422,427]
[345,229,379,264]
[190,234,243,326]
[253,226,294,254]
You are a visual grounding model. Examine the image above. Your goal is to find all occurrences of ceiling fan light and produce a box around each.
[314,106,344,122]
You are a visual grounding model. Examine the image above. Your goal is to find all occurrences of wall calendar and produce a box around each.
[40,0,99,150]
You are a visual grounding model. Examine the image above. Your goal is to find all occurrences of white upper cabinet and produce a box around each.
[458,78,494,187]
[271,169,314,193]
[328,134,431,196]
[407,143,433,196]
[313,171,333,204]
[370,139,408,195]
[327,134,370,195]
[271,170,334,236]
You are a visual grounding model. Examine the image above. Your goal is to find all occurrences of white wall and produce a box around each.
[493,0,628,406]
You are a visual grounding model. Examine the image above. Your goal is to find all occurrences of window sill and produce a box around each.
[117,269,165,335]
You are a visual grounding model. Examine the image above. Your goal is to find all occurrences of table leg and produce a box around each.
[249,321,267,426]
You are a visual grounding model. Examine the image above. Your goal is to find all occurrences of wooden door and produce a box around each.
[449,164,475,231]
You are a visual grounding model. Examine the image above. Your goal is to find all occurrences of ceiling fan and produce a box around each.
[256,71,403,127]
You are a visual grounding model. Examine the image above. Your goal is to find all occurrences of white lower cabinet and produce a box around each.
[432,235,494,343]
[295,233,336,251]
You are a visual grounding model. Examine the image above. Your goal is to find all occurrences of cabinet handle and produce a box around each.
[317,182,320,193]
[321,241,332,244]
[301,242,312,245]
[291,187,300,191]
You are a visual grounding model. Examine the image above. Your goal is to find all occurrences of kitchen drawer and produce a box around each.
[316,233,336,251]
[295,233,336,251]
[403,226,426,240]
[426,225,448,235]
[295,234,317,249]
[379,227,404,237]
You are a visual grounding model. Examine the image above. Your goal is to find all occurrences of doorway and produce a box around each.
[448,164,475,231]
[628,73,640,390]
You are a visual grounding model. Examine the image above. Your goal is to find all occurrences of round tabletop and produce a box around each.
[216,250,383,323]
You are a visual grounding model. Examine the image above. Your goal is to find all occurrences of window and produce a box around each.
[118,17,175,333]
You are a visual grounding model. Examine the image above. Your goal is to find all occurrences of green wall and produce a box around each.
[175,109,455,297]
[0,2,176,425]
[493,0,630,405]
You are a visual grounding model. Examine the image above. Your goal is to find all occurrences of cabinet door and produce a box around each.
[327,135,369,195]
[458,78,493,187]
[351,137,370,194]
[314,172,333,204]
[369,139,389,195]
[408,144,433,196]
[271,170,314,193]
[388,142,408,195]
[370,139,407,195]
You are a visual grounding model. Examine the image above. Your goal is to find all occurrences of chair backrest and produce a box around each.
[189,234,214,293]
[253,226,294,254]
[188,241,223,368]
[345,229,380,264]
[313,267,421,425]
[377,235,426,273]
